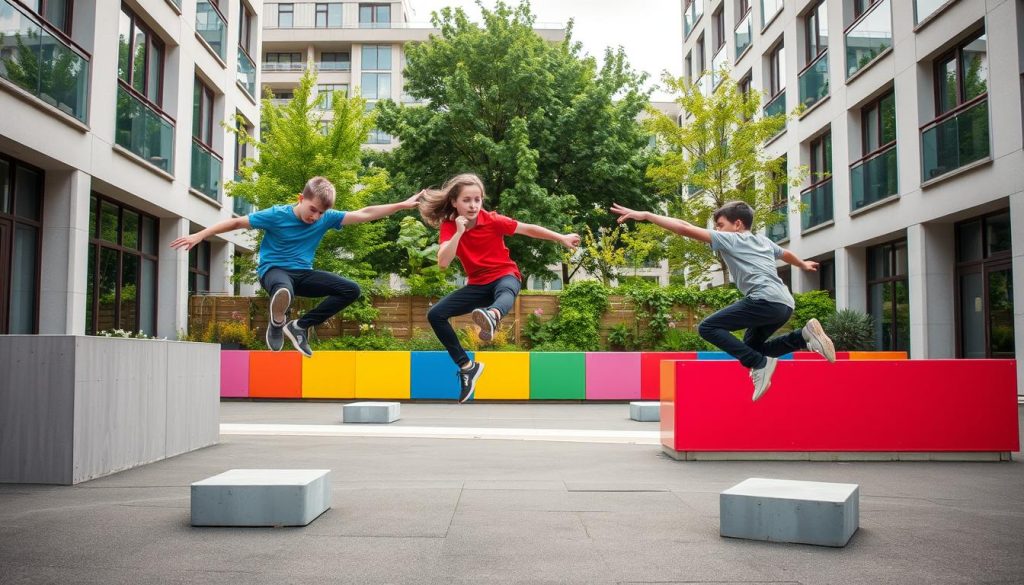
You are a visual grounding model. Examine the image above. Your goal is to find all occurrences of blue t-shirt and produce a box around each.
[248,205,347,277]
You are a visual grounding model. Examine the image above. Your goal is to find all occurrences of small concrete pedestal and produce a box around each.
[720,477,859,547]
[629,401,660,422]
[343,401,400,423]
[191,469,331,527]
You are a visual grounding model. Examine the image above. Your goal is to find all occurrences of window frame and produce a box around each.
[277,3,293,28]
[0,154,44,334]
[193,76,216,150]
[932,28,987,116]
[954,209,1014,359]
[768,41,785,99]
[804,0,828,64]
[860,89,895,157]
[866,238,909,352]
[119,5,166,109]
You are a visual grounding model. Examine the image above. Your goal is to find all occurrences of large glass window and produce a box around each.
[805,0,828,63]
[935,30,987,116]
[768,41,785,97]
[317,84,347,109]
[361,73,391,100]
[277,3,293,28]
[118,5,164,105]
[315,3,341,27]
[956,211,1014,359]
[361,45,392,70]
[188,241,211,293]
[320,51,350,71]
[867,239,909,352]
[359,3,390,28]
[86,195,158,335]
[0,156,43,334]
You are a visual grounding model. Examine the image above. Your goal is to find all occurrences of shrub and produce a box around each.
[791,290,837,330]
[657,328,713,351]
[607,323,636,351]
[822,309,875,351]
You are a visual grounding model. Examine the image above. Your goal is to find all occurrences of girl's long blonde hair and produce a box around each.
[418,173,486,228]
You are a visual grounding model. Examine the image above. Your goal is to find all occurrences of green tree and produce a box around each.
[645,71,807,284]
[227,68,393,287]
[375,1,659,281]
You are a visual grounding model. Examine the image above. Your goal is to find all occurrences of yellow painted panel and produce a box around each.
[355,351,411,399]
[302,351,357,398]
[474,352,530,400]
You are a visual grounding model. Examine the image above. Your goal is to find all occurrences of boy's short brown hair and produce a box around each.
[713,200,754,230]
[302,176,336,208]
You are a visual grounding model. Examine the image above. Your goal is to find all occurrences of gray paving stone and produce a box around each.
[191,469,331,527]
[629,401,660,422]
[343,401,401,423]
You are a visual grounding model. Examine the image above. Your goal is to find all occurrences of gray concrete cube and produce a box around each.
[191,469,331,527]
[720,477,859,547]
[343,401,400,423]
[629,401,660,422]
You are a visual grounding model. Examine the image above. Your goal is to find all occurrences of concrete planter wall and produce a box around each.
[0,336,220,484]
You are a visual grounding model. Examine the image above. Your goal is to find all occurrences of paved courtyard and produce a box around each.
[1,401,1022,584]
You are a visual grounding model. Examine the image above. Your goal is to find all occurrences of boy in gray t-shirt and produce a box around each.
[611,201,835,401]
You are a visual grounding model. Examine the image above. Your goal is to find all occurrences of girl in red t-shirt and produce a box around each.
[419,173,580,403]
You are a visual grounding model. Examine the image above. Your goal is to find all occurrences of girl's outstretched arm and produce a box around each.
[610,203,712,243]
[513,223,580,249]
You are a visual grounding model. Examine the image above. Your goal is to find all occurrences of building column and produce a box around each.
[906,222,955,359]
[158,217,190,338]
[834,246,866,313]
[1010,191,1024,396]
[790,263,816,294]
[38,169,91,334]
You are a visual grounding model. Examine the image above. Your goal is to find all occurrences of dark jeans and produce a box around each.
[427,275,521,367]
[697,297,806,369]
[259,268,361,329]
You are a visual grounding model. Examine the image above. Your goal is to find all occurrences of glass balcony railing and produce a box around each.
[734,10,752,59]
[710,45,728,89]
[801,178,833,231]
[316,60,351,71]
[761,0,784,28]
[798,50,829,110]
[845,0,891,79]
[921,96,990,182]
[0,0,90,122]
[850,142,898,211]
[764,90,785,118]
[695,72,712,98]
[191,139,222,201]
[237,47,256,97]
[684,0,704,38]
[767,202,788,242]
[196,0,227,61]
[262,62,306,71]
[115,85,174,172]
[232,195,254,216]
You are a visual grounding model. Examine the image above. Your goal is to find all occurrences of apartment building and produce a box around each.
[678,0,1023,390]
[0,0,262,337]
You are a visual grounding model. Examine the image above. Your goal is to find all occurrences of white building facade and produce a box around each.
[0,0,262,337]
[680,0,1023,392]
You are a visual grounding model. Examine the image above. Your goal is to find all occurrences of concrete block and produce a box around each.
[191,469,331,527]
[343,401,400,423]
[720,478,859,547]
[629,401,660,422]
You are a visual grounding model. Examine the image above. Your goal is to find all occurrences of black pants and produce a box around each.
[427,274,521,367]
[697,297,806,369]
[259,268,361,329]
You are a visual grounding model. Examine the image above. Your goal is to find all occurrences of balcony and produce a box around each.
[316,60,351,71]
[920,95,990,182]
[766,202,788,242]
[734,10,752,59]
[850,142,897,211]
[0,0,90,122]
[237,47,256,97]
[764,90,785,118]
[191,139,222,201]
[798,50,829,111]
[196,0,227,61]
[262,62,306,71]
[800,178,833,231]
[115,85,174,173]
[710,45,728,89]
[232,194,254,216]
[683,0,704,38]
[693,71,712,98]
[845,0,891,79]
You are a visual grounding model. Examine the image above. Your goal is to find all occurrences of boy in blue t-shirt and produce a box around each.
[611,200,836,401]
[171,176,420,357]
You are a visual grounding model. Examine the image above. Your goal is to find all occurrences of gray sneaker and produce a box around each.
[270,288,291,326]
[802,318,836,362]
[750,357,779,401]
[472,308,499,342]
[283,320,313,358]
[265,322,285,351]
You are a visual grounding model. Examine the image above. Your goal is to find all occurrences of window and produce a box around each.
[317,84,347,109]
[777,266,792,291]
[867,239,909,352]
[766,155,788,243]
[360,73,391,99]
[934,29,987,116]
[853,0,883,19]
[362,45,392,70]
[761,0,783,28]
[193,77,215,148]
[810,131,832,178]
[188,241,211,293]
[321,51,350,71]
[265,52,302,70]
[915,0,949,24]
[685,52,693,82]
[86,195,158,336]
[239,2,254,54]
[315,3,341,27]
[118,6,165,105]
[739,71,752,97]
[851,89,897,209]
[803,131,833,230]
[712,7,725,53]
[818,258,836,298]
[684,0,704,38]
[805,0,828,63]
[277,3,293,28]
[0,155,43,334]
[861,90,895,154]
[192,77,222,200]
[365,128,391,145]
[26,0,73,35]
[696,34,705,76]
[955,211,1014,359]
[738,0,750,16]
[359,3,391,28]
[768,41,785,98]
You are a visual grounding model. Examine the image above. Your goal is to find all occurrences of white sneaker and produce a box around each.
[802,318,836,363]
[750,357,778,401]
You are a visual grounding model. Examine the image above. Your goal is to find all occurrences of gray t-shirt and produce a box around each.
[710,230,795,308]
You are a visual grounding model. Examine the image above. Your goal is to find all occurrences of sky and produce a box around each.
[405,0,683,102]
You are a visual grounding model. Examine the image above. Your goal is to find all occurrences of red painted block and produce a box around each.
[248,351,302,398]
[661,359,1019,454]
[790,351,852,360]
[640,352,697,400]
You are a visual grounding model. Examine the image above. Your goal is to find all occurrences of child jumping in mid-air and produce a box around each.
[611,200,835,401]
[171,176,420,358]
[420,173,580,403]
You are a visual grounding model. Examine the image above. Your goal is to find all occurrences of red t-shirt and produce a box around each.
[440,210,522,285]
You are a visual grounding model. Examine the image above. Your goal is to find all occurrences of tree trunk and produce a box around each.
[561,262,570,286]
[718,255,731,286]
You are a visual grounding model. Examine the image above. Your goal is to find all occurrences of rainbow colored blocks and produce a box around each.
[355,351,410,399]
[530,352,586,400]
[302,351,356,399]
[248,351,302,399]
[585,352,641,400]
[220,351,250,398]
[410,351,473,400]
[475,352,530,400]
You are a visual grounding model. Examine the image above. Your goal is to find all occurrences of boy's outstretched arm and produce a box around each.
[781,249,819,272]
[169,216,251,251]
[341,191,423,225]
[513,223,581,250]
[610,203,712,243]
